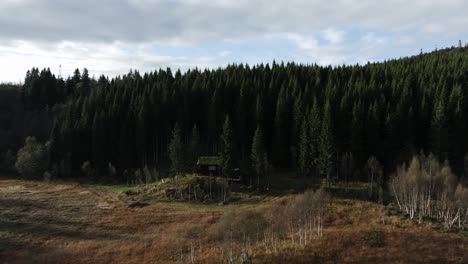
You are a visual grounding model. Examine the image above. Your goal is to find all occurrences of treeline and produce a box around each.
[8,46,468,181]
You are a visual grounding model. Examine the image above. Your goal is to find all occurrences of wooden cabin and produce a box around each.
[195,156,222,176]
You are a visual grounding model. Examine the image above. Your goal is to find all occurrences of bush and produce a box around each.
[15,137,49,178]
[212,209,268,242]
[211,209,268,263]
[362,229,385,248]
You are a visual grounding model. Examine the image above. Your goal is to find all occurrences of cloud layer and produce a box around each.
[0,0,467,81]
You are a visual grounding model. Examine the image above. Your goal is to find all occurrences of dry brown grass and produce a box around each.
[0,178,467,263]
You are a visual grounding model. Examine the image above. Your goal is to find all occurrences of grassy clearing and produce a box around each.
[2,176,467,263]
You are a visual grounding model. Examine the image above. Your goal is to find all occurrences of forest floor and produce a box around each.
[0,176,467,264]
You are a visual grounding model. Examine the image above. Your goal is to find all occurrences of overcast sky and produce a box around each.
[0,0,467,82]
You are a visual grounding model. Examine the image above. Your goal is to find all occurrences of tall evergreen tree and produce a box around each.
[318,100,334,181]
[308,97,321,177]
[431,92,449,160]
[298,117,309,177]
[187,124,201,171]
[169,123,183,176]
[220,115,234,177]
[251,125,265,187]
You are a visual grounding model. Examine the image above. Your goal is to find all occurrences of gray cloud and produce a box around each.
[1,0,467,82]
[0,0,467,45]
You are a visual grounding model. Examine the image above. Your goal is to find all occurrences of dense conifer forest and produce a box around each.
[2,46,468,182]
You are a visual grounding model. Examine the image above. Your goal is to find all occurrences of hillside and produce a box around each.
[2,46,468,183]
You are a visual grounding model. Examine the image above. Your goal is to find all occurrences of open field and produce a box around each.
[0,176,467,264]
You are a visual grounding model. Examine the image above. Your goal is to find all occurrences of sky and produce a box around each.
[0,0,467,83]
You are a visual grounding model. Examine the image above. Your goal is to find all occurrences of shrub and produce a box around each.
[212,209,268,240]
[211,209,268,263]
[362,229,385,248]
[15,137,49,178]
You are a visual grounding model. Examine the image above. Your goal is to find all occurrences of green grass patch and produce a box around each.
[83,183,135,192]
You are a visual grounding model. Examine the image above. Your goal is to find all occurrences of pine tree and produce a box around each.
[308,97,321,177]
[251,125,265,187]
[220,115,234,177]
[318,100,334,181]
[431,92,448,160]
[169,123,183,176]
[92,111,105,173]
[448,84,466,172]
[188,124,201,171]
[351,101,364,166]
[292,95,304,169]
[136,102,147,167]
[272,85,291,167]
[298,117,309,177]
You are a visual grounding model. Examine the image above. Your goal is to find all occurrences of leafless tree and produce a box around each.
[108,162,116,178]
[143,165,152,184]
[286,188,329,247]
[81,160,94,178]
[365,156,382,198]
[390,153,468,228]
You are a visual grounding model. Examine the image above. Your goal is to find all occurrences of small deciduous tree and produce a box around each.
[15,137,49,178]
[108,162,116,178]
[81,161,94,178]
[286,188,329,247]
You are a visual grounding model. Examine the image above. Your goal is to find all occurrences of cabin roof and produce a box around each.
[196,156,221,166]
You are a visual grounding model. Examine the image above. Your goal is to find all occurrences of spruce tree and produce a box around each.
[318,100,334,181]
[298,117,309,177]
[188,124,201,171]
[92,111,105,173]
[308,97,321,177]
[136,103,147,167]
[431,92,448,160]
[351,101,364,166]
[169,123,183,176]
[220,115,234,177]
[251,125,265,187]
